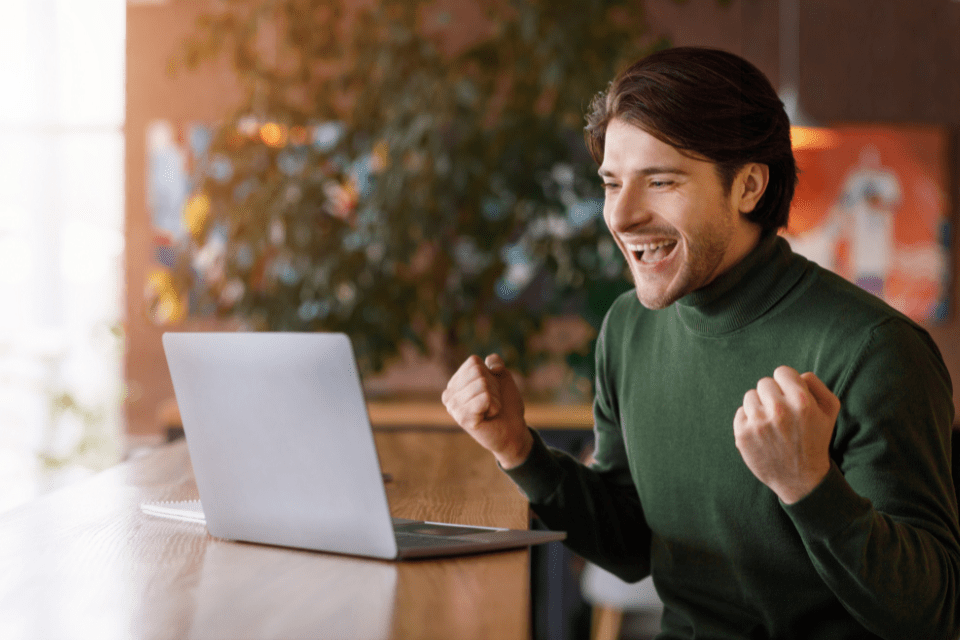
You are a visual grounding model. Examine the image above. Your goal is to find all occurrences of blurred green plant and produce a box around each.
[170,0,671,387]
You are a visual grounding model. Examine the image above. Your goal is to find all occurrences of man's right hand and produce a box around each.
[441,354,533,469]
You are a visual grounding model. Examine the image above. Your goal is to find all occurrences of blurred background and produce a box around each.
[0,0,958,527]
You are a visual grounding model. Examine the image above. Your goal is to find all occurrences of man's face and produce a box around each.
[598,118,762,310]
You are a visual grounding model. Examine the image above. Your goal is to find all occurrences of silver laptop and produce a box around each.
[158,331,565,559]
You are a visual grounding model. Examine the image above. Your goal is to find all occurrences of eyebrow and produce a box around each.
[597,166,690,178]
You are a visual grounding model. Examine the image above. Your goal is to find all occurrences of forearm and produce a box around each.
[794,320,960,639]
[503,429,652,582]
[785,464,960,640]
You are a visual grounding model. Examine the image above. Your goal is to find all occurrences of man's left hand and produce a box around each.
[734,366,841,504]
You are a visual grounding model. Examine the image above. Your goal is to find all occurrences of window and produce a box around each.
[0,0,125,513]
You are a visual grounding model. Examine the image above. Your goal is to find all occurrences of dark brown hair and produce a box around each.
[585,47,797,233]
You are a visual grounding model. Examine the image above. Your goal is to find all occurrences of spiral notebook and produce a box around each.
[144,332,565,559]
[141,499,205,524]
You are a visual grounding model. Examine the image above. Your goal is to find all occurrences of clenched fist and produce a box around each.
[441,354,533,469]
[734,365,841,504]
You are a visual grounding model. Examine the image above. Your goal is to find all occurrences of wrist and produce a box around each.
[494,428,534,470]
[776,465,831,505]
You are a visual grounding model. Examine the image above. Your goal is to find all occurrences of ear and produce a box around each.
[734,163,769,214]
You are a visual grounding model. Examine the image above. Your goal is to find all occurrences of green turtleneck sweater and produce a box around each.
[506,234,960,640]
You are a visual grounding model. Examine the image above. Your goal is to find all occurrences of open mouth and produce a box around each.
[626,240,678,265]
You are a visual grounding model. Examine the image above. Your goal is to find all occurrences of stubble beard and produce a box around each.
[631,216,735,310]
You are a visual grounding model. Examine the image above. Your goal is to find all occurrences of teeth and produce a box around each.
[624,240,676,252]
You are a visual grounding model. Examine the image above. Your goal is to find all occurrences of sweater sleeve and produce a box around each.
[502,429,651,582]
[502,307,652,583]
[783,319,960,640]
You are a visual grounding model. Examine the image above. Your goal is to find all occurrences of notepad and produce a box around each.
[141,500,206,524]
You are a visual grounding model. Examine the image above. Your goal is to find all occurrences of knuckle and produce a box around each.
[774,365,797,380]
[470,393,492,414]
[760,377,782,396]
[733,433,748,452]
[474,379,493,399]
[734,411,754,434]
[733,421,747,442]
[463,355,483,375]
[829,396,842,414]
[744,419,767,437]
[771,400,790,422]
[733,423,753,448]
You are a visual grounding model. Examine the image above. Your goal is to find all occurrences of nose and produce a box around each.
[604,182,651,234]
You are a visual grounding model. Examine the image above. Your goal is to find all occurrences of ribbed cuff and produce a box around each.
[500,429,565,504]
[782,462,872,541]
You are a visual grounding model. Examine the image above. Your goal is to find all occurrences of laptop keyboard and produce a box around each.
[392,519,504,548]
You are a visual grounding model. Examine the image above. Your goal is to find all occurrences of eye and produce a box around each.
[602,181,620,191]
[649,179,673,188]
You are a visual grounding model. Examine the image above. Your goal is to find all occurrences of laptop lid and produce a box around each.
[162,332,399,559]
[161,331,565,559]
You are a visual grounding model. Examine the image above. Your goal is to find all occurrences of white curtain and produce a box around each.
[0,0,125,512]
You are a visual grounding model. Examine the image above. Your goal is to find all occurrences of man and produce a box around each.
[441,48,960,639]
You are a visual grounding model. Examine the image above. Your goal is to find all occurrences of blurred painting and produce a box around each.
[144,119,213,325]
[783,126,951,323]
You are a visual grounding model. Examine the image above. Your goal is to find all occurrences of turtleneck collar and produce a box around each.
[673,233,808,335]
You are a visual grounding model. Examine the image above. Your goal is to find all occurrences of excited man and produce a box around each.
[442,48,960,639]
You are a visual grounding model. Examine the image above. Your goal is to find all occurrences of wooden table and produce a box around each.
[0,430,534,639]
[367,401,593,431]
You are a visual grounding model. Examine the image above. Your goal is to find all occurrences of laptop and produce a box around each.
[153,331,565,559]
